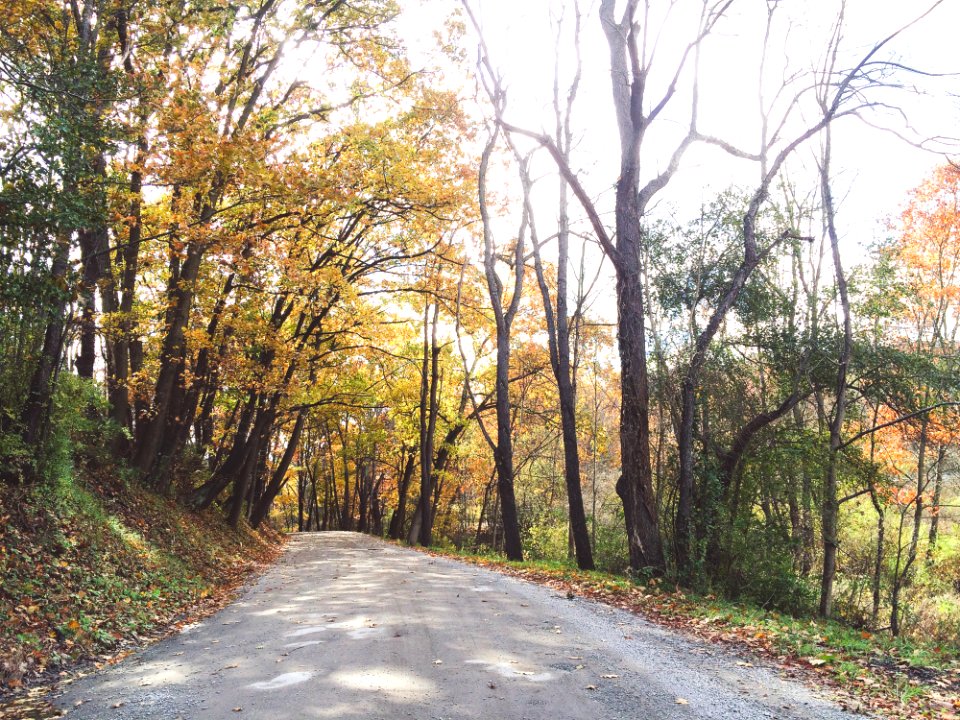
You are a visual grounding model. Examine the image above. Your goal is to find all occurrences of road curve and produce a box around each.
[54,532,864,719]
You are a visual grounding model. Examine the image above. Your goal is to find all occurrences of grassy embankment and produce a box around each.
[0,465,283,707]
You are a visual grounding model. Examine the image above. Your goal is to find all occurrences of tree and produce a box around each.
[475,122,526,561]
[519,4,595,569]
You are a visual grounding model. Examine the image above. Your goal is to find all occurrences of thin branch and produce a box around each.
[840,401,960,450]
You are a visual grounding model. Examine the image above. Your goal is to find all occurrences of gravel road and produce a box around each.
[53,532,865,719]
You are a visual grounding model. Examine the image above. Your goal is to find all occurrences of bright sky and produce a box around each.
[397,0,960,327]
[404,0,959,224]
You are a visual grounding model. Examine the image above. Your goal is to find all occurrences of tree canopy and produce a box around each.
[1,0,959,652]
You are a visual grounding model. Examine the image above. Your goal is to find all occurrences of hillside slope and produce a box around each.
[0,465,282,696]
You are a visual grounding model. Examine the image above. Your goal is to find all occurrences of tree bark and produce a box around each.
[891,415,929,635]
[599,0,667,572]
[521,153,594,569]
[20,234,71,455]
[416,302,441,546]
[389,446,416,540]
[250,409,306,528]
[926,444,945,564]
[819,125,852,619]
[478,124,524,561]
[133,241,204,479]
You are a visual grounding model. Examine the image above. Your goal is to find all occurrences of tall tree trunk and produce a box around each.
[892,415,929,636]
[389,446,416,540]
[133,241,204,479]
[371,472,386,536]
[492,323,524,560]
[478,131,527,560]
[926,444,945,564]
[298,468,307,532]
[819,126,852,619]
[478,125,524,561]
[522,163,594,569]
[228,410,271,529]
[75,227,104,381]
[357,459,369,534]
[250,409,306,528]
[223,389,287,528]
[339,421,352,531]
[75,29,116,386]
[108,9,146,443]
[599,0,665,572]
[109,131,146,443]
[865,403,884,625]
[20,234,71,456]
[613,233,663,571]
[869,477,885,625]
[190,392,257,508]
[417,302,441,546]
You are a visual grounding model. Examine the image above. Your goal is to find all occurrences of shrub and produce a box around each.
[523,511,570,562]
[592,508,629,574]
[909,592,960,646]
[722,521,818,615]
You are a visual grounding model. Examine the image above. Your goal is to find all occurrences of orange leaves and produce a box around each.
[886,486,919,508]
[890,164,960,350]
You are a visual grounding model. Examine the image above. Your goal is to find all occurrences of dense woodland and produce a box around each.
[1,0,959,650]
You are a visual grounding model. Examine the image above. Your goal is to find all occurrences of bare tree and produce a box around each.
[476,120,526,561]
[513,3,596,570]
[493,0,736,572]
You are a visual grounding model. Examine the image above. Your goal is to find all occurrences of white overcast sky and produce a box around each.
[392,0,960,336]
[401,0,959,241]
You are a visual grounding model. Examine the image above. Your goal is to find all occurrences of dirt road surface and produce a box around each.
[54,532,864,719]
